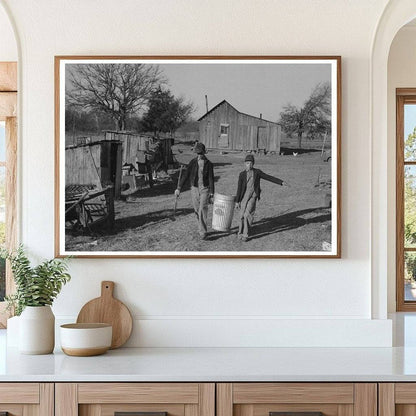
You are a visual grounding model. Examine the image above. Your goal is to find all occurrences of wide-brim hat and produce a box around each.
[194,142,206,154]
[245,154,255,163]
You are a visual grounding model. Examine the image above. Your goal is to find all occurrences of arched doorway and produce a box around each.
[371,1,416,319]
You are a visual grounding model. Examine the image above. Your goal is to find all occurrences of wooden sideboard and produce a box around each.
[0,382,414,416]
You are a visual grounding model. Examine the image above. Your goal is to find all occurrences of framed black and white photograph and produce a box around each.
[55,56,341,258]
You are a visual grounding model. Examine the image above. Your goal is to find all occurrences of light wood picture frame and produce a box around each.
[55,56,341,258]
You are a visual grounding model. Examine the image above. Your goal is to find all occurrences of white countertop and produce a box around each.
[2,328,416,382]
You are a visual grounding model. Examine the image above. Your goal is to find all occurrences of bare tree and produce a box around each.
[279,82,331,148]
[66,64,165,131]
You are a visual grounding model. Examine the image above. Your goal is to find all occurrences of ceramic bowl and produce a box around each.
[60,323,112,356]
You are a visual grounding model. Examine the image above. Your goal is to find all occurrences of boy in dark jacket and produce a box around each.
[175,143,214,239]
[236,154,289,241]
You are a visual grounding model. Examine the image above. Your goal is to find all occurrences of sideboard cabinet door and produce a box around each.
[217,383,377,416]
[0,383,53,416]
[56,383,215,416]
[378,383,416,416]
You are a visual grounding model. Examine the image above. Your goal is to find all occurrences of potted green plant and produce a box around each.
[1,245,71,354]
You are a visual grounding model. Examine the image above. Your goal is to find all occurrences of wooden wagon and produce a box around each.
[65,184,115,232]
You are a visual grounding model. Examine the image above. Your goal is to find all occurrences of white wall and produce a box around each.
[387,25,416,312]
[0,0,393,346]
[0,3,16,61]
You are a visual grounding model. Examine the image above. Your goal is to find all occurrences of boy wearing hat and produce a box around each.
[175,142,214,239]
[235,154,288,241]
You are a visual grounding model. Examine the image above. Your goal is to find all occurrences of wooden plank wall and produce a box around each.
[123,136,149,165]
[65,141,123,198]
[199,102,239,149]
[268,125,280,152]
[105,131,150,166]
[237,113,280,152]
[199,102,281,152]
[65,144,102,188]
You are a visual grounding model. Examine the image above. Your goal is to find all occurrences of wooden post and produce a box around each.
[107,186,115,229]
[114,142,123,199]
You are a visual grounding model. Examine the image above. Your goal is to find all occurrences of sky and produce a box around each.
[405,104,416,139]
[65,60,333,123]
[158,62,332,121]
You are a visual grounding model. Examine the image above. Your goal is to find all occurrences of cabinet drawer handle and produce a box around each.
[270,413,324,416]
[115,412,167,416]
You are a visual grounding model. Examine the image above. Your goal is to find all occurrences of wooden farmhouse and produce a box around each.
[198,100,281,152]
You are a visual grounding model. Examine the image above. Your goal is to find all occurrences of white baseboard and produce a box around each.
[56,317,392,347]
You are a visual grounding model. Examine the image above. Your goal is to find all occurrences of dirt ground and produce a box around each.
[66,142,332,253]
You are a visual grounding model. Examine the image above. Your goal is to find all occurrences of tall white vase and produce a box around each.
[19,306,55,354]
[6,315,20,347]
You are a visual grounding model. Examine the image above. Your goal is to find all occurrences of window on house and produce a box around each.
[397,90,416,310]
[220,124,229,135]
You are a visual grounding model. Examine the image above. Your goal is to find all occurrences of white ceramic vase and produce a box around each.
[19,306,55,354]
[6,315,20,347]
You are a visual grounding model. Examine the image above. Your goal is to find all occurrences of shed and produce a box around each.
[198,100,281,152]
[105,131,176,169]
[65,140,122,199]
[105,131,149,166]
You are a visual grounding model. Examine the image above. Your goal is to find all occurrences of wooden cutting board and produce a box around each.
[76,281,133,349]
